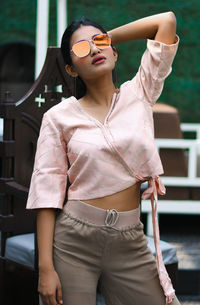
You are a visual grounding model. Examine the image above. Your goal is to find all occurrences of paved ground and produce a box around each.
[161,231,200,270]
[96,294,200,305]
[178,295,200,305]
[161,214,200,305]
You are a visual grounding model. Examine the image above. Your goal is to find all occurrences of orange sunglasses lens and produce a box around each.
[72,40,90,57]
[93,34,111,48]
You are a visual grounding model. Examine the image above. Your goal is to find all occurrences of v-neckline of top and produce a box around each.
[72,89,120,127]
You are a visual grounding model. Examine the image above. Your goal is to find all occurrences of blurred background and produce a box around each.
[0,0,200,123]
[0,1,200,304]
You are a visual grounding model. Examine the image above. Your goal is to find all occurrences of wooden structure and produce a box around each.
[0,46,72,305]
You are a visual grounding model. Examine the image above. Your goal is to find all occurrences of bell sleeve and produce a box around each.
[26,110,68,209]
[130,34,179,106]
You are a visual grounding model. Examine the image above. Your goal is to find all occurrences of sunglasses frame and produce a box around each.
[70,33,112,58]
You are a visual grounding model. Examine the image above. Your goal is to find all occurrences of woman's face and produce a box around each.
[66,25,118,81]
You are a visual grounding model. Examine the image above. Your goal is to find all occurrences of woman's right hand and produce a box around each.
[38,268,63,305]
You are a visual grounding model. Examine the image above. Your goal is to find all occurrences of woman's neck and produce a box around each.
[83,74,117,107]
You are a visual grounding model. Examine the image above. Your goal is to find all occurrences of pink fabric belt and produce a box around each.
[142,176,175,304]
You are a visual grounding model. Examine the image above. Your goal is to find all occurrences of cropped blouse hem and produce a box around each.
[67,178,142,201]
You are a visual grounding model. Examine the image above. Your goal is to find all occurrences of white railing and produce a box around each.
[142,123,200,236]
[155,138,200,185]
[181,123,200,140]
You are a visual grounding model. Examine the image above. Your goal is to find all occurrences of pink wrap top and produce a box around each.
[26,35,179,303]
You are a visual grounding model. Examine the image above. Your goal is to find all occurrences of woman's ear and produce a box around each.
[112,46,118,63]
[65,64,78,77]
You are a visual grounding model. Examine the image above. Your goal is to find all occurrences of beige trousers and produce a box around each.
[49,200,181,305]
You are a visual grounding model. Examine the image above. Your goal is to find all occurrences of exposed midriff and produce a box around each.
[82,181,142,211]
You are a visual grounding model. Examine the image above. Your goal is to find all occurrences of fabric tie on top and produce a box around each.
[142,176,175,304]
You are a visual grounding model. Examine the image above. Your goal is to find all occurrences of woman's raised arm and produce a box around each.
[108,11,177,45]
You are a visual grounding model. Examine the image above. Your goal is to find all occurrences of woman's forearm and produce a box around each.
[108,11,177,45]
[37,208,56,271]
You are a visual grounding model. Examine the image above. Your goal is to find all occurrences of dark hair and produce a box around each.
[61,17,117,99]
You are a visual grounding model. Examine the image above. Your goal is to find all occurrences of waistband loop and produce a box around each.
[105,209,119,227]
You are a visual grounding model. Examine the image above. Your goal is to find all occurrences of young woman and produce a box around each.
[26,12,180,305]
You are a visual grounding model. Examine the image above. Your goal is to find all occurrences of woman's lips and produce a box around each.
[92,55,106,65]
[93,58,106,65]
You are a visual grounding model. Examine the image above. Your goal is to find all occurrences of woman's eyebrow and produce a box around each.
[75,33,102,44]
[91,33,102,39]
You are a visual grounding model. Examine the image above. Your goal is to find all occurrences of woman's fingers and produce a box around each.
[41,293,58,305]
[40,292,56,305]
[56,283,63,304]
[40,294,50,305]
[49,293,59,305]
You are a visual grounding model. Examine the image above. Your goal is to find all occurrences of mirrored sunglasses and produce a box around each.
[71,33,112,58]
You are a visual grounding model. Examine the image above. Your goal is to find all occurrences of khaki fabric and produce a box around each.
[48,208,181,305]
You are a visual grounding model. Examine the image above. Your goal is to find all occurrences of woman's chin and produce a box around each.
[82,65,115,82]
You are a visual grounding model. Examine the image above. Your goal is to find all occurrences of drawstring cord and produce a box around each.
[105,209,119,227]
[142,176,175,304]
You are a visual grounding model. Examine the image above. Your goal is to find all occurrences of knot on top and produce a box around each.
[141,175,166,200]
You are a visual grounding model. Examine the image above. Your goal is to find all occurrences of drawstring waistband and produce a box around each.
[63,200,140,229]
[142,176,175,304]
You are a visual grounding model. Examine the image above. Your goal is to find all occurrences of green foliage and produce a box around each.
[0,0,36,44]
[0,0,57,45]
[0,0,200,122]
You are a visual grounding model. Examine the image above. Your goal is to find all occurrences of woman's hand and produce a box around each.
[37,208,60,304]
[38,268,63,305]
